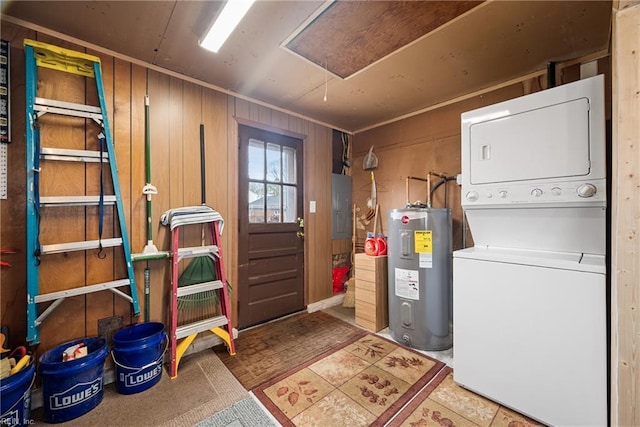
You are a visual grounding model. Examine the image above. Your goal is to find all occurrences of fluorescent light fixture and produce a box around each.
[199,0,256,53]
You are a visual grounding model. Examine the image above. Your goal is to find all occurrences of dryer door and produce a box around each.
[468,98,591,185]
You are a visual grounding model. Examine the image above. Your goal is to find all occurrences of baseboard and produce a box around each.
[307,294,345,313]
[30,328,238,410]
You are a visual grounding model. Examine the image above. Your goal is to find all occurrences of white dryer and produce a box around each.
[453,75,607,426]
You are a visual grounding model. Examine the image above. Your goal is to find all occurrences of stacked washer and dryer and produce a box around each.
[453,75,607,426]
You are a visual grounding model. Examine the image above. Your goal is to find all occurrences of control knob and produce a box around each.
[551,187,562,196]
[498,190,507,199]
[577,183,597,198]
[530,188,543,197]
[466,191,479,202]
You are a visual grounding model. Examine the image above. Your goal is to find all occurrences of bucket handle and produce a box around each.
[110,334,168,372]
[0,371,36,418]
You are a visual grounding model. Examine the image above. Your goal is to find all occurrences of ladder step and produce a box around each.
[177,280,223,298]
[177,245,219,259]
[40,195,117,207]
[176,316,228,339]
[35,97,103,120]
[41,147,109,163]
[41,238,123,255]
[34,279,131,303]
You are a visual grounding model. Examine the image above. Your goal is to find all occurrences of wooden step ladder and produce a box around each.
[163,207,235,378]
[24,39,140,345]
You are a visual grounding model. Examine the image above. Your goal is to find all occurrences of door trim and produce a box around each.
[234,116,307,140]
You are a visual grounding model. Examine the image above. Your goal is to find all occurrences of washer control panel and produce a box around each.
[463,179,606,206]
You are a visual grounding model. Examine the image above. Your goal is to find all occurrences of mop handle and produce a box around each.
[145,95,153,242]
[200,124,206,245]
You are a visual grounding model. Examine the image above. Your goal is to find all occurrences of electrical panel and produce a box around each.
[331,174,352,239]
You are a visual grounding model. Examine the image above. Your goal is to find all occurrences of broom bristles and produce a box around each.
[342,278,356,308]
[177,257,221,324]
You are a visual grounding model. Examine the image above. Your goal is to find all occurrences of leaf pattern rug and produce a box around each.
[253,333,445,427]
[387,367,545,427]
[215,311,368,390]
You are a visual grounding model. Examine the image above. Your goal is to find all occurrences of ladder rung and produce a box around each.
[177,280,223,298]
[40,195,116,207]
[34,279,131,303]
[41,147,109,163]
[176,316,228,339]
[177,245,219,259]
[35,97,103,120]
[41,238,123,255]
[36,97,102,114]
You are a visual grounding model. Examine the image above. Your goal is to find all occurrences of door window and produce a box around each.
[248,138,297,224]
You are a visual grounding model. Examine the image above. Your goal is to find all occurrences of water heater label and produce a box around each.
[414,230,432,253]
[395,268,419,300]
[419,253,433,268]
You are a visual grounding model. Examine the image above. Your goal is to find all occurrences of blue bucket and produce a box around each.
[111,322,166,395]
[39,337,108,423]
[0,358,36,427]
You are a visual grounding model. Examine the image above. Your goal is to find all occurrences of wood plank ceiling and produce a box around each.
[284,1,483,79]
[2,0,612,133]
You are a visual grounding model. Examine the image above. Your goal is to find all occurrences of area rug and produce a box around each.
[195,396,278,427]
[387,367,544,427]
[215,310,368,390]
[253,333,445,427]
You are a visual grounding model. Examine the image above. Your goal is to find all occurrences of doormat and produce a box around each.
[387,367,544,427]
[253,333,445,427]
[196,396,277,427]
[214,310,367,390]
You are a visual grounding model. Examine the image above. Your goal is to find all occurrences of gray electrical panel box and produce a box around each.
[332,174,352,239]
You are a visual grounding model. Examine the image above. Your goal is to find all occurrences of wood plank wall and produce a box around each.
[611,2,640,425]
[352,84,528,251]
[0,21,334,357]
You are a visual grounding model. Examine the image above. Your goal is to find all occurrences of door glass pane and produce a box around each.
[266,143,281,182]
[248,139,264,180]
[283,185,296,223]
[282,146,296,184]
[249,182,265,223]
[266,184,281,223]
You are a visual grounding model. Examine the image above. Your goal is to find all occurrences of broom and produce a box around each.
[176,124,221,324]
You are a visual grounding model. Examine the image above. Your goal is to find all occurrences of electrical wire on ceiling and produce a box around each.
[323,59,328,102]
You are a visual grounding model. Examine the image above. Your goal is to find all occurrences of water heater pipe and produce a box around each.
[427,172,449,208]
[427,173,431,207]
[405,176,428,206]
[547,61,556,88]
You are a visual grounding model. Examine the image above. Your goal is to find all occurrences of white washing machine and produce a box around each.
[453,75,607,426]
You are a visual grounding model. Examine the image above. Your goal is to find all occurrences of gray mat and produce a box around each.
[196,396,277,427]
